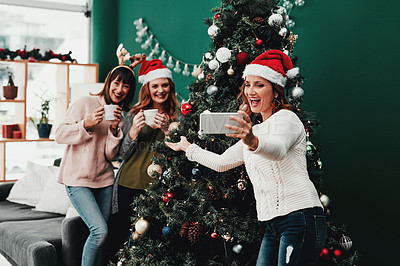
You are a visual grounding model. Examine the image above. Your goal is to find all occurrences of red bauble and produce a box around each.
[320,248,330,260]
[162,195,169,203]
[166,191,174,199]
[236,51,251,67]
[256,38,263,46]
[211,232,218,239]
[181,103,193,115]
[333,249,341,258]
[214,12,221,19]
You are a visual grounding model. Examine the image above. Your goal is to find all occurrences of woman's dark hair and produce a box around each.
[130,78,177,121]
[95,66,136,112]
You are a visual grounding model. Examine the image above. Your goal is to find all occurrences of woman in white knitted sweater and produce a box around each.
[166,50,326,266]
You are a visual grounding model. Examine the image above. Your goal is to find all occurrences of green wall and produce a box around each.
[92,0,400,265]
[293,1,399,265]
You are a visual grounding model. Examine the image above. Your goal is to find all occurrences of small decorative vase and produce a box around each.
[37,124,52,138]
[3,72,18,99]
[3,85,18,99]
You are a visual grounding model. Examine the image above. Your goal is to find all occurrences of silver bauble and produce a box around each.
[319,194,330,207]
[339,235,353,250]
[207,85,219,95]
[216,47,231,63]
[207,24,220,38]
[205,52,213,60]
[232,244,243,254]
[279,27,288,37]
[291,86,304,98]
[268,14,284,27]
[208,59,220,70]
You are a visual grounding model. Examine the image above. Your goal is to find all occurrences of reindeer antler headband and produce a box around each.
[111,43,146,77]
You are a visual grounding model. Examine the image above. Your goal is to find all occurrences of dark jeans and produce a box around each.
[106,185,145,263]
[256,207,326,266]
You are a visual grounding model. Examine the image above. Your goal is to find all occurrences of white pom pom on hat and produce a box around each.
[242,49,299,87]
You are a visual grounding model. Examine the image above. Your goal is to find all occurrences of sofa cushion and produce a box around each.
[0,201,62,223]
[34,169,71,215]
[0,217,64,266]
[6,161,56,206]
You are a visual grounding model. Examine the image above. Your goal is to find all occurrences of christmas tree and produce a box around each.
[116,0,359,265]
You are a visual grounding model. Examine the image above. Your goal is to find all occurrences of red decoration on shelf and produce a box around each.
[181,102,193,115]
[2,124,18,138]
[0,47,77,62]
[236,51,251,67]
[12,131,22,139]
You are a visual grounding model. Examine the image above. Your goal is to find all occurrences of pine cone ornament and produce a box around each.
[208,186,222,201]
[205,73,213,82]
[187,222,204,243]
[180,221,190,237]
[252,16,264,26]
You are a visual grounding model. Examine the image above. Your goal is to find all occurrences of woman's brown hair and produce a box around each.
[94,66,136,112]
[236,79,294,117]
[130,78,177,121]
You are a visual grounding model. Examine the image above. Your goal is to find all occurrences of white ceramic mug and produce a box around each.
[104,104,118,120]
[143,109,158,126]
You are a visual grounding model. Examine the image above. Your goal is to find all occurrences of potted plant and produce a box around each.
[30,91,53,138]
[3,67,18,100]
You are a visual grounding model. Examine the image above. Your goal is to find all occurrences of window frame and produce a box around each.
[0,0,90,13]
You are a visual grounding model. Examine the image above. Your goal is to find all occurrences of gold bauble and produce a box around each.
[147,163,162,177]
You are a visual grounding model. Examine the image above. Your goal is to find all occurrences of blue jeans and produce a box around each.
[257,207,326,266]
[65,185,112,266]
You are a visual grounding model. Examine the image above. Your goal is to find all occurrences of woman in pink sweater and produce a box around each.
[55,50,144,266]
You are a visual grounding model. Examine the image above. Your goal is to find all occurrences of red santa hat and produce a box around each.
[138,59,172,84]
[242,49,299,87]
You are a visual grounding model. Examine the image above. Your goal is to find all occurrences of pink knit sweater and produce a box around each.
[55,95,122,188]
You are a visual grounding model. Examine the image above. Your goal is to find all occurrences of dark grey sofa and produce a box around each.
[0,181,88,266]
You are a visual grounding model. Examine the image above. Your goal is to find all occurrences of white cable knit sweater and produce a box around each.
[186,109,322,222]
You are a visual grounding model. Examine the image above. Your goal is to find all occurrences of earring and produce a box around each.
[272,97,280,108]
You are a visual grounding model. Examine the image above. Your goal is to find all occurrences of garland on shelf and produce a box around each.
[0,46,77,63]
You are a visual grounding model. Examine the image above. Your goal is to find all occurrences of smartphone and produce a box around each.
[199,112,242,134]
